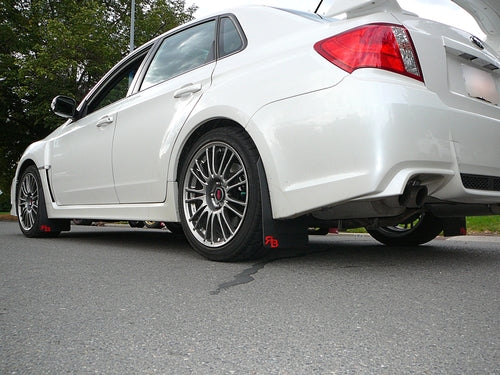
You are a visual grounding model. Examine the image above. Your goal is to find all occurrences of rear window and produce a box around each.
[219,17,244,58]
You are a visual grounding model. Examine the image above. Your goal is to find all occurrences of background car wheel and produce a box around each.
[308,227,329,235]
[145,220,163,229]
[128,221,145,228]
[178,127,264,261]
[72,219,93,225]
[366,213,443,246]
[17,165,61,237]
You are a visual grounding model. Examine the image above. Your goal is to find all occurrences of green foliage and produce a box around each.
[0,191,11,212]
[0,0,196,201]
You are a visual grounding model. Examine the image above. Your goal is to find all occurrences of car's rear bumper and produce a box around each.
[248,71,500,219]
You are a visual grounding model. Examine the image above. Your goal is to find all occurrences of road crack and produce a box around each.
[210,261,267,295]
[209,248,328,295]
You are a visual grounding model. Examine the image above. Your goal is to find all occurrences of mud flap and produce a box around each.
[38,217,71,233]
[442,217,467,237]
[257,159,308,249]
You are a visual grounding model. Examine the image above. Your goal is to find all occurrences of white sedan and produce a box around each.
[11,1,500,260]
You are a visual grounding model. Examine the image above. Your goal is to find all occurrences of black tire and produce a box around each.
[128,221,145,228]
[72,219,93,226]
[16,165,61,237]
[145,220,162,229]
[178,127,263,261]
[308,227,329,235]
[366,213,443,246]
[166,222,184,235]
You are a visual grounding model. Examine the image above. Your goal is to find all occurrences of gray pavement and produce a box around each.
[1,221,499,374]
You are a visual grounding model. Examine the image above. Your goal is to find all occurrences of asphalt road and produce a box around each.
[1,221,499,374]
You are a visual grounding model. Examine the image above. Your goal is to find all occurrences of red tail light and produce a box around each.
[314,23,423,82]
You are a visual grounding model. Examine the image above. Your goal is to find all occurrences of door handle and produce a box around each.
[96,115,114,128]
[173,83,202,98]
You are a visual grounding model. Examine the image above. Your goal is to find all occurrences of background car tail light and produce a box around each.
[314,23,423,82]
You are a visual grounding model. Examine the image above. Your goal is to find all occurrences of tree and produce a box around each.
[0,0,197,211]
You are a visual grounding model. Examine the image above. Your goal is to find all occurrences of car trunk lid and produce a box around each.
[397,14,499,117]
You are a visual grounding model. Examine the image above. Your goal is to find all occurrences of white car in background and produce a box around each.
[11,0,500,261]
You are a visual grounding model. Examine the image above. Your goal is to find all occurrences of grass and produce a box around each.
[467,215,500,234]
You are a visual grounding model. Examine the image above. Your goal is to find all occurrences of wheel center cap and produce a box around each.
[214,187,225,202]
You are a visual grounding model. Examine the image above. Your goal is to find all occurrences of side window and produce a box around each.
[219,17,244,58]
[141,20,216,90]
[87,51,148,114]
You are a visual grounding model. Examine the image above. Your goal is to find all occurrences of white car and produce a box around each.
[11,1,500,261]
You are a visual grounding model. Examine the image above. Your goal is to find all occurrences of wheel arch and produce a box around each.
[171,114,290,222]
[17,159,37,179]
[12,159,38,212]
[174,117,261,183]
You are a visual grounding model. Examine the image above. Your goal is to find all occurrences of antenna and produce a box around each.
[315,0,324,14]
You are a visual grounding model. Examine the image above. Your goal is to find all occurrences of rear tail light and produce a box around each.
[314,23,423,82]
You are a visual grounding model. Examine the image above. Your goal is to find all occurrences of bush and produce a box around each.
[0,190,11,212]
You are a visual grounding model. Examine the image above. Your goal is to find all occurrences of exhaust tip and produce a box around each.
[400,184,428,208]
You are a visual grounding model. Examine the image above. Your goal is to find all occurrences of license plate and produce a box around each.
[462,64,499,105]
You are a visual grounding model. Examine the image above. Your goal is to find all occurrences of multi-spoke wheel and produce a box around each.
[17,165,61,237]
[367,213,443,246]
[183,141,248,245]
[179,127,263,261]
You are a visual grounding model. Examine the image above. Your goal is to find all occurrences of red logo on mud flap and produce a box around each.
[265,236,279,248]
[40,225,52,232]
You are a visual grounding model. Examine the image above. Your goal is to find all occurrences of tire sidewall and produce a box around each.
[367,213,443,246]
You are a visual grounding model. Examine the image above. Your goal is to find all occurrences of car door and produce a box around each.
[48,50,149,205]
[112,19,217,203]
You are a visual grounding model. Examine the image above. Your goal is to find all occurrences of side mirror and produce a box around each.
[51,95,77,118]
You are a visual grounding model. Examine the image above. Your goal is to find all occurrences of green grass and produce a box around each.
[345,227,367,234]
[467,216,500,234]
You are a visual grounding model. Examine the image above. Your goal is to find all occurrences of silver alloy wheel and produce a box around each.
[182,141,248,247]
[18,171,39,231]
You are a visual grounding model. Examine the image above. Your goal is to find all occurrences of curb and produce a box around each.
[0,215,17,222]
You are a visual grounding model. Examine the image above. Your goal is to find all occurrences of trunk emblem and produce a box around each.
[470,35,484,50]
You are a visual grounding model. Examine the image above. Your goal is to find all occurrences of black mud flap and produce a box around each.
[41,169,71,233]
[38,217,71,233]
[442,217,467,237]
[257,159,308,250]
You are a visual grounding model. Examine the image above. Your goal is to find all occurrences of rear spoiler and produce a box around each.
[315,0,409,18]
[452,0,500,55]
